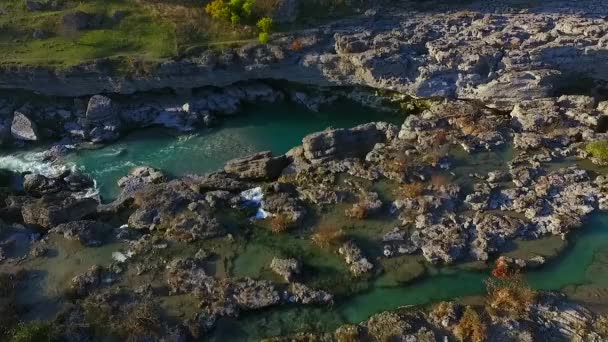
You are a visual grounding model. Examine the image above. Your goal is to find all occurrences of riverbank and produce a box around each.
[1,0,608,108]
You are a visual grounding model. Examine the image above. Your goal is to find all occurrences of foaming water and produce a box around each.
[0,151,72,177]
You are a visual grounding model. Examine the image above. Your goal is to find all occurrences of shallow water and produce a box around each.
[210,214,608,341]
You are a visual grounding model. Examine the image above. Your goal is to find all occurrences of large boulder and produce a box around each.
[21,193,98,229]
[302,122,398,163]
[86,95,116,123]
[11,111,39,141]
[224,151,288,181]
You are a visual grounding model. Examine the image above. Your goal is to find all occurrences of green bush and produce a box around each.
[586,140,608,161]
[259,32,269,44]
[256,17,273,33]
[206,0,255,23]
[10,322,54,342]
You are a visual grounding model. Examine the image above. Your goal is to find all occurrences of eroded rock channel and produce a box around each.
[3,0,608,341]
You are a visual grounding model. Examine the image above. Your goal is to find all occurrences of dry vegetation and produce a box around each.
[311,225,345,248]
[485,274,536,319]
[345,201,369,220]
[397,181,425,199]
[120,302,162,340]
[383,153,409,174]
[269,213,295,233]
[454,306,487,342]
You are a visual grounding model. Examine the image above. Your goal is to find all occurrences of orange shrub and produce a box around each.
[454,306,487,342]
[397,182,425,199]
[269,213,294,233]
[290,38,304,52]
[311,225,345,248]
[345,202,369,220]
[485,274,536,319]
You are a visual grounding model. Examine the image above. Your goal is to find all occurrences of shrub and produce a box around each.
[485,274,536,319]
[383,153,409,174]
[454,306,487,342]
[490,257,511,279]
[256,17,273,33]
[290,38,304,51]
[312,225,344,248]
[259,32,269,43]
[206,0,255,23]
[398,182,425,199]
[10,322,55,342]
[345,202,369,220]
[586,140,608,161]
[206,0,231,20]
[269,213,294,233]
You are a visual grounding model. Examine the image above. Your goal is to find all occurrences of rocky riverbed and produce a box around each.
[2,87,608,340]
[2,0,608,340]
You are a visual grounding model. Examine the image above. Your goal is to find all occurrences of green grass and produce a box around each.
[0,0,365,70]
[10,322,55,342]
[0,0,177,68]
[586,140,608,161]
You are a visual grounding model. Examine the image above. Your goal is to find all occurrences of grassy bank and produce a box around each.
[0,0,366,69]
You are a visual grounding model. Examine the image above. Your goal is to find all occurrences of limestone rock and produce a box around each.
[86,95,116,123]
[303,122,398,163]
[224,151,289,181]
[51,220,113,246]
[11,111,39,141]
[270,257,301,282]
[21,193,98,229]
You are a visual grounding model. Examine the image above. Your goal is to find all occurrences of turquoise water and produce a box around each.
[210,214,608,341]
[340,215,608,323]
[66,101,400,200]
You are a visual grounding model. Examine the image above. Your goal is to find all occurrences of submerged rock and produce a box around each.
[270,257,301,282]
[51,220,113,246]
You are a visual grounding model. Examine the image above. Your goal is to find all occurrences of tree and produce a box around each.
[231,13,241,26]
[242,0,254,16]
[256,17,273,33]
[206,0,231,21]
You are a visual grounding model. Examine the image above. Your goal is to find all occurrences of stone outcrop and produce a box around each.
[85,95,116,123]
[21,193,98,229]
[303,122,398,163]
[3,0,608,109]
[224,151,289,181]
